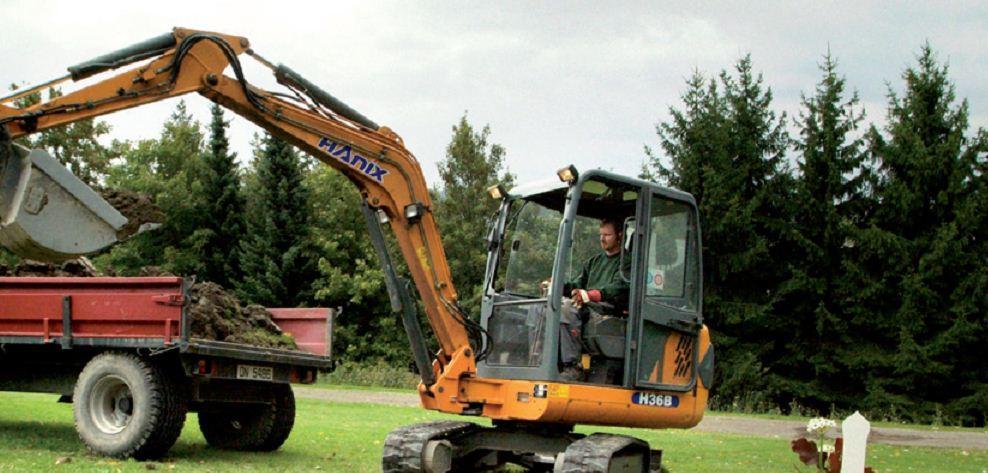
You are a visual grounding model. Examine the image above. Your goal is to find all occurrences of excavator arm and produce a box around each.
[0,28,476,386]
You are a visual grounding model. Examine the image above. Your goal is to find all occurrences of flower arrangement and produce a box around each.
[790,417,874,472]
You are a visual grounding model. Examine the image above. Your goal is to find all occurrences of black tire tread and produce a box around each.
[135,361,187,459]
[558,433,650,473]
[198,383,295,452]
[382,421,479,472]
[257,384,295,451]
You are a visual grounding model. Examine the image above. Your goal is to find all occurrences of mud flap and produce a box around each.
[0,143,128,261]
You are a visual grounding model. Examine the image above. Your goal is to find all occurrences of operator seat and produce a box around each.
[581,303,627,385]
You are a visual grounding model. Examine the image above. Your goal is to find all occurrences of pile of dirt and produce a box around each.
[99,188,164,238]
[0,258,101,277]
[0,259,296,350]
[187,282,296,349]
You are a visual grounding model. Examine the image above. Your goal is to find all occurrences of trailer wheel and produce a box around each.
[198,383,295,451]
[73,352,188,459]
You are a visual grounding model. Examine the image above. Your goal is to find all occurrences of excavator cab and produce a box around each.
[479,168,709,394]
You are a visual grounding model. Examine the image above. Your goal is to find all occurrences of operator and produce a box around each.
[555,218,630,381]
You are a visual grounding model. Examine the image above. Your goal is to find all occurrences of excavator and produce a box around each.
[0,28,714,472]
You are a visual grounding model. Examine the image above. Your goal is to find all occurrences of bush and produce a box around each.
[322,361,419,390]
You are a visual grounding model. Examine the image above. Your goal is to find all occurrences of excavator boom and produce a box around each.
[0,27,474,368]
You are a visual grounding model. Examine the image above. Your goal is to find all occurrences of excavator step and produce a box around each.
[0,142,128,261]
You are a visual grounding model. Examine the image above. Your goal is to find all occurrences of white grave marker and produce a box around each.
[841,411,871,473]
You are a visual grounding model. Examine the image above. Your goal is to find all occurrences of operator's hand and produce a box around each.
[539,278,552,296]
[570,288,601,307]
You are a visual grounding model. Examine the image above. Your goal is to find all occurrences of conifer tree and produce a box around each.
[198,104,246,287]
[781,54,868,408]
[647,57,795,407]
[237,134,318,307]
[431,114,514,315]
[854,45,987,424]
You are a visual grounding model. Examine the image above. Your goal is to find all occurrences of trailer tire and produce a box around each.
[198,383,295,451]
[257,384,295,451]
[73,352,188,460]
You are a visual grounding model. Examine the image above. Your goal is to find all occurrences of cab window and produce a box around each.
[645,198,698,311]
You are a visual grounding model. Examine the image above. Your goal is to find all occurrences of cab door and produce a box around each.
[630,192,703,391]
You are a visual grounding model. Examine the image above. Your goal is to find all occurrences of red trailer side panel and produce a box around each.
[268,308,331,357]
[0,277,185,342]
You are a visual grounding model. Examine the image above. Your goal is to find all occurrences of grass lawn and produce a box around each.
[0,391,984,472]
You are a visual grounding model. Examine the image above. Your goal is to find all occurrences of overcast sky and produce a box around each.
[3,1,986,185]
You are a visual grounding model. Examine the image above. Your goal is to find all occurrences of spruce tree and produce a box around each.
[781,54,868,409]
[198,104,246,287]
[237,134,318,308]
[646,71,730,203]
[855,45,987,424]
[431,114,514,315]
[647,57,795,408]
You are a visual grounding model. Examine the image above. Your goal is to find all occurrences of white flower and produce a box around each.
[820,444,835,454]
[806,417,837,435]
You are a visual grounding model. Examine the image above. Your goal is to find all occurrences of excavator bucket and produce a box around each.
[0,142,128,262]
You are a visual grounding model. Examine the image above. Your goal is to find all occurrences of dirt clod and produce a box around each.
[100,188,164,238]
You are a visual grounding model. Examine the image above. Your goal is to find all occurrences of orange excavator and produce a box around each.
[0,28,714,472]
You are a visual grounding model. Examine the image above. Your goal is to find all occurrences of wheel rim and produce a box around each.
[88,375,134,434]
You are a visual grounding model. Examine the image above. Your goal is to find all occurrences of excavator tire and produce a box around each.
[382,421,480,472]
[555,433,653,473]
[198,384,295,451]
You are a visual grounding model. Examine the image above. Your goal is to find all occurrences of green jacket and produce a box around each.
[564,252,631,311]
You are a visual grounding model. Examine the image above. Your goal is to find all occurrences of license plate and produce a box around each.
[237,364,274,381]
[632,392,680,408]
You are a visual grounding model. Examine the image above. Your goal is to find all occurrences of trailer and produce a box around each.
[0,276,333,459]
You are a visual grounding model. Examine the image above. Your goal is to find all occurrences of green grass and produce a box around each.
[0,391,984,472]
